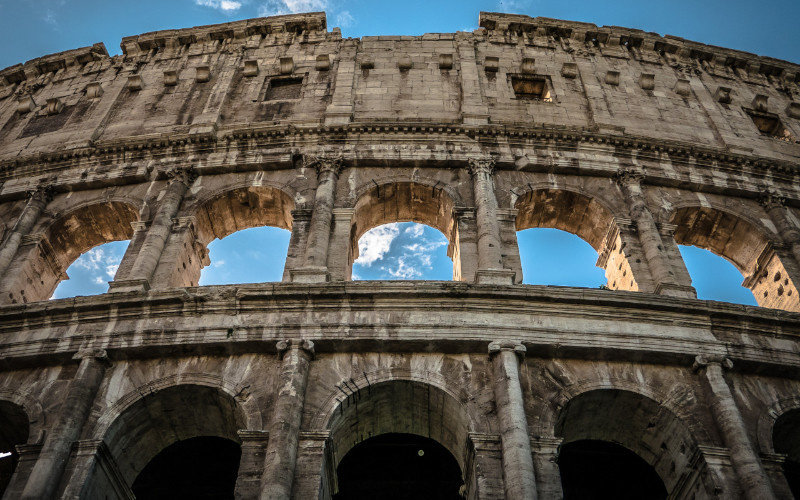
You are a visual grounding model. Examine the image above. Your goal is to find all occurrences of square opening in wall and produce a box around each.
[747,110,795,142]
[510,75,552,102]
[264,77,303,101]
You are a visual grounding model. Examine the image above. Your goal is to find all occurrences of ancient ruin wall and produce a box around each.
[0,11,799,500]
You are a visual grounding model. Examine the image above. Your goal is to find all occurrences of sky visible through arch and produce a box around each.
[3,0,783,307]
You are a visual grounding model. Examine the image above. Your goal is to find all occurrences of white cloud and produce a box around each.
[405,224,424,237]
[387,257,422,279]
[195,0,243,11]
[335,10,354,28]
[258,0,327,16]
[94,276,105,285]
[355,223,400,266]
[213,260,226,268]
[0,452,11,459]
[74,247,124,281]
[43,9,57,25]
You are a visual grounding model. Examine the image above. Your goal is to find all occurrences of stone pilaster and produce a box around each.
[497,209,523,284]
[290,155,343,283]
[328,208,355,282]
[453,208,479,283]
[60,439,133,500]
[292,431,332,500]
[261,339,314,500]
[530,437,563,499]
[693,355,776,500]
[109,167,194,293]
[488,341,537,500]
[0,186,51,277]
[468,158,514,285]
[234,430,270,499]
[759,191,800,286]
[456,33,489,125]
[20,350,110,500]
[2,444,41,500]
[616,168,694,298]
[657,222,696,297]
[282,209,312,282]
[465,433,505,500]
[324,40,357,125]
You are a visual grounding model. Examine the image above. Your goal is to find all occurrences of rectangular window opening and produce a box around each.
[264,77,303,101]
[747,111,795,142]
[511,75,552,102]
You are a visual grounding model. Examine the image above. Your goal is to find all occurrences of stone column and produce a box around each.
[327,208,355,282]
[616,168,694,298]
[235,430,270,499]
[488,341,537,500]
[468,158,514,285]
[21,349,110,500]
[261,339,314,500]
[760,191,800,273]
[497,209,523,284]
[453,208,479,283]
[0,187,50,277]
[290,156,343,283]
[693,355,776,500]
[109,168,194,293]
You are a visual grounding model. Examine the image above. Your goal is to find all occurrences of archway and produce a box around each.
[333,433,463,500]
[671,206,800,311]
[516,228,606,287]
[83,384,245,499]
[158,185,295,287]
[0,400,29,497]
[555,389,711,499]
[515,189,643,291]
[199,226,290,285]
[3,201,137,304]
[51,240,130,299]
[326,380,470,498]
[351,222,450,280]
[349,182,458,280]
[773,408,800,498]
[678,245,757,305]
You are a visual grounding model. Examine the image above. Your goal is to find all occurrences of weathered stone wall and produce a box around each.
[0,10,799,500]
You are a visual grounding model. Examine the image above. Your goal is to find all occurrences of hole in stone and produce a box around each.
[264,77,302,100]
[510,75,552,101]
[775,272,782,282]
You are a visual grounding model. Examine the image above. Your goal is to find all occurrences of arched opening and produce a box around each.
[3,201,138,304]
[159,186,294,287]
[517,228,606,287]
[558,439,667,499]
[83,384,245,499]
[51,240,130,299]
[678,245,757,305]
[773,408,800,498]
[352,222,450,280]
[0,401,29,496]
[672,206,800,311]
[333,433,463,500]
[515,189,641,291]
[131,436,241,499]
[555,389,711,499]
[326,380,469,498]
[199,226,290,285]
[350,182,458,280]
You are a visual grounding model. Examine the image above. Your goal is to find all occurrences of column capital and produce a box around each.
[304,154,344,177]
[758,190,786,210]
[26,185,54,203]
[290,208,314,222]
[657,222,678,236]
[488,340,526,360]
[467,157,496,176]
[614,166,645,187]
[693,354,733,372]
[276,339,315,359]
[72,349,110,365]
[161,166,197,186]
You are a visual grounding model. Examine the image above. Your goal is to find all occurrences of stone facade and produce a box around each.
[0,10,799,499]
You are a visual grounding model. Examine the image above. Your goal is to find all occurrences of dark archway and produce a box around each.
[0,400,29,496]
[773,408,800,498]
[558,439,667,500]
[131,436,241,500]
[333,433,463,500]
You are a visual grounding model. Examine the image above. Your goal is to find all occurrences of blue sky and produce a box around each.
[4,0,785,306]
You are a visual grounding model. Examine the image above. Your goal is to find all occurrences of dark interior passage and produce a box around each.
[0,401,28,496]
[334,433,463,500]
[774,409,800,498]
[558,439,667,500]
[131,436,241,500]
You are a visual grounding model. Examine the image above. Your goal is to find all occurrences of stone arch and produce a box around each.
[158,184,296,287]
[554,387,715,499]
[323,378,473,498]
[757,396,800,455]
[347,180,459,280]
[0,389,44,444]
[514,186,648,291]
[84,382,249,498]
[2,199,139,304]
[669,204,800,311]
[0,391,41,497]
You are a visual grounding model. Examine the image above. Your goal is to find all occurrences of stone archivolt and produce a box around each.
[0,11,799,500]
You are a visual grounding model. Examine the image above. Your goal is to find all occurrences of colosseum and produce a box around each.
[0,9,799,499]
